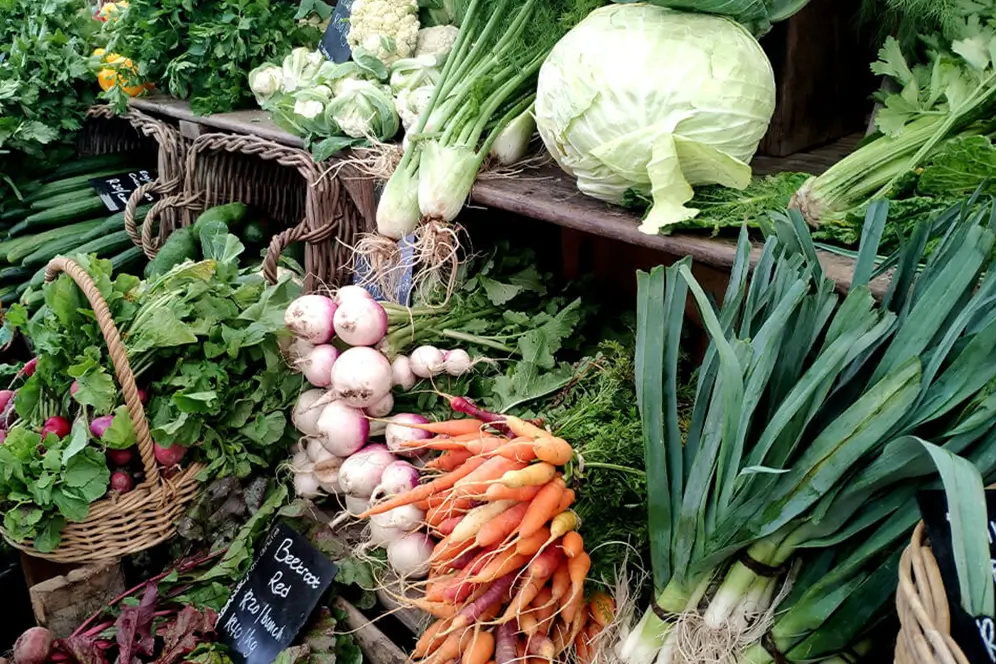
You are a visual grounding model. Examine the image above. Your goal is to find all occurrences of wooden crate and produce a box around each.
[758,0,877,156]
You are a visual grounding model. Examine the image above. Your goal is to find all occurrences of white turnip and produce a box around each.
[385,413,432,457]
[331,347,393,408]
[443,349,473,376]
[316,401,369,457]
[335,284,374,304]
[369,520,407,548]
[387,532,434,578]
[306,437,339,464]
[410,346,445,378]
[284,294,337,344]
[344,494,370,515]
[292,389,326,436]
[339,445,396,498]
[365,392,394,418]
[283,336,316,368]
[333,297,388,346]
[13,627,53,664]
[315,456,344,494]
[300,344,339,388]
[371,460,419,501]
[391,355,417,390]
[370,503,424,532]
[294,472,322,499]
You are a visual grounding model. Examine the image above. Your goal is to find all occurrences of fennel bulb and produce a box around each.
[535,4,776,235]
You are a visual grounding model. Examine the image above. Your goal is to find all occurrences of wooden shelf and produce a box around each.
[129,96,881,295]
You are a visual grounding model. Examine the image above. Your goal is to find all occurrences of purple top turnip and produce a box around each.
[332,297,388,347]
[330,347,393,409]
[284,294,337,344]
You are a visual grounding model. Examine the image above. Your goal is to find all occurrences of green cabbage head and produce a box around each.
[535,4,776,234]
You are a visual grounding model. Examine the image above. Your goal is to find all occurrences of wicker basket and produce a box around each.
[139,132,372,292]
[895,521,971,664]
[79,105,189,252]
[1,257,203,564]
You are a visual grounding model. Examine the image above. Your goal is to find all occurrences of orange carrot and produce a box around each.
[574,623,596,664]
[519,611,540,637]
[533,436,574,466]
[475,501,531,548]
[550,620,570,656]
[407,597,460,619]
[419,624,472,664]
[561,552,591,623]
[500,548,562,622]
[453,457,529,497]
[495,440,538,463]
[430,534,477,568]
[464,436,507,456]
[555,488,575,513]
[426,449,474,471]
[531,587,556,627]
[550,560,571,602]
[516,527,551,556]
[561,531,584,558]
[462,628,495,664]
[401,438,471,451]
[520,478,567,538]
[425,572,459,602]
[588,591,615,627]
[436,514,464,537]
[414,618,452,658]
[550,510,578,540]
[497,463,557,489]
[504,415,548,440]
[467,549,530,583]
[484,483,543,503]
[399,418,486,436]
[360,456,487,518]
[451,500,518,542]
[427,495,479,527]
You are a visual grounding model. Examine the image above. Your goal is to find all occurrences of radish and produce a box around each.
[284,294,337,344]
[387,532,435,578]
[315,456,344,493]
[410,346,446,378]
[110,471,134,493]
[292,389,326,436]
[300,345,339,388]
[107,448,133,466]
[335,285,374,304]
[365,392,394,418]
[331,347,393,408]
[70,381,79,396]
[385,413,432,457]
[371,460,419,501]
[0,430,7,445]
[154,442,186,467]
[444,349,473,376]
[21,357,37,378]
[370,503,424,532]
[13,627,53,664]
[338,444,397,498]
[0,389,14,412]
[333,297,388,346]
[137,388,149,404]
[90,414,114,439]
[40,416,70,440]
[391,356,417,390]
[316,401,369,457]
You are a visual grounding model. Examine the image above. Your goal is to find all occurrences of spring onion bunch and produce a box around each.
[625,195,996,663]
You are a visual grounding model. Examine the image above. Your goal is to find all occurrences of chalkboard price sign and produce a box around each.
[88,169,158,213]
[217,523,338,664]
[318,0,353,63]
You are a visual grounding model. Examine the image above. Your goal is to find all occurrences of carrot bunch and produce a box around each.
[359,402,612,664]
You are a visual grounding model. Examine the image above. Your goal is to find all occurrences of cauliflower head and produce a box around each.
[414,25,459,62]
[395,85,434,132]
[347,0,420,67]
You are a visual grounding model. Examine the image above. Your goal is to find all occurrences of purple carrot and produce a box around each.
[450,571,517,630]
[495,622,517,664]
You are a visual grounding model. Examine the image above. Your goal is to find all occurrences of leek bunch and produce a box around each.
[626,195,996,663]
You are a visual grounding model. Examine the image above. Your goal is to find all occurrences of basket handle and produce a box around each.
[261,217,339,285]
[44,257,160,485]
[128,193,203,259]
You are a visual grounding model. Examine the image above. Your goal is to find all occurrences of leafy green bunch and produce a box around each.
[103,0,321,115]
[0,0,98,165]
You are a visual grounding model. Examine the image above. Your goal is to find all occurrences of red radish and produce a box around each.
[331,347,393,408]
[335,285,374,304]
[391,355,417,390]
[13,626,53,664]
[70,381,80,396]
[300,344,339,388]
[332,297,388,346]
[21,357,37,378]
[90,414,114,439]
[385,413,432,457]
[0,430,7,445]
[137,388,149,404]
[0,389,15,412]
[316,401,369,457]
[154,442,186,466]
[110,471,134,493]
[410,346,446,378]
[40,416,70,440]
[107,448,133,466]
[365,392,394,418]
[284,294,337,344]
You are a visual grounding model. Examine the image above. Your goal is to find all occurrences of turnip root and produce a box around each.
[284,294,337,344]
[306,437,339,464]
[13,627,53,664]
[344,494,370,515]
[291,449,313,472]
[443,349,473,376]
[365,392,394,418]
[371,460,419,501]
[391,355,417,390]
[339,445,396,498]
[387,532,434,578]
[315,456,344,494]
[333,297,388,347]
[410,346,445,378]
[331,347,393,408]
[292,389,326,436]
[368,520,407,548]
[300,344,339,388]
[294,472,322,499]
[316,401,369,457]
[335,285,374,304]
[280,335,315,368]
[370,503,424,532]
[385,414,432,457]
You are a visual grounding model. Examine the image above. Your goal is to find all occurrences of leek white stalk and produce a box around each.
[417,142,480,220]
[488,105,535,165]
[376,155,422,239]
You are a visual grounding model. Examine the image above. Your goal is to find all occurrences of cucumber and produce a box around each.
[192,203,248,233]
[14,280,30,297]
[110,246,145,273]
[80,205,152,243]
[30,190,102,212]
[18,198,108,234]
[5,219,103,264]
[25,229,134,268]
[0,286,17,306]
[242,219,269,247]
[0,206,30,223]
[27,266,46,289]
[0,266,33,284]
[22,169,131,204]
[145,226,198,277]
[21,288,44,310]
[41,153,139,183]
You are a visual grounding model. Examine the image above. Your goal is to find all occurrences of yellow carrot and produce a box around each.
[450,500,518,543]
[497,463,557,489]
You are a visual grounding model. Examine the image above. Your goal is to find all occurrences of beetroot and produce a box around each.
[13,627,53,664]
[110,471,134,493]
[40,416,70,440]
[107,448,133,466]
[154,442,186,467]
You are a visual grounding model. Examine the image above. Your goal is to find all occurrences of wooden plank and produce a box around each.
[333,597,409,664]
[28,559,126,638]
[130,96,303,148]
